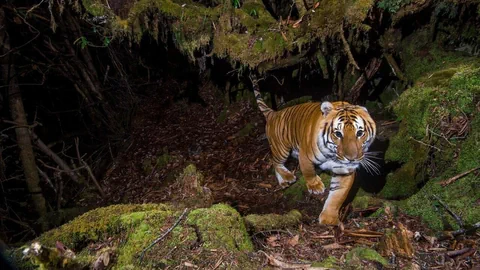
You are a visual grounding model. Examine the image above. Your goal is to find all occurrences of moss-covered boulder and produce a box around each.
[244,210,302,232]
[12,203,256,269]
[186,203,254,251]
[381,43,480,230]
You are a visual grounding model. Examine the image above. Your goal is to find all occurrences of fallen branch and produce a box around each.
[349,58,382,102]
[439,221,480,240]
[432,195,464,229]
[384,53,408,82]
[75,138,105,197]
[344,229,384,238]
[446,247,472,257]
[31,132,81,184]
[439,166,480,187]
[139,208,189,263]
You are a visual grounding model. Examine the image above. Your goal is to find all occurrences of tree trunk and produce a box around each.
[0,8,48,231]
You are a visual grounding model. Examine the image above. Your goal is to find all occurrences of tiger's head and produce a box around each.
[319,101,377,174]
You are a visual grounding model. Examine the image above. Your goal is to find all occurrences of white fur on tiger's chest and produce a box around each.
[319,160,358,174]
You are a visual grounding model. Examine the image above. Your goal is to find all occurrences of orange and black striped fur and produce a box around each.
[251,75,377,225]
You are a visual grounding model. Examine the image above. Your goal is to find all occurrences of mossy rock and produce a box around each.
[243,210,302,233]
[384,54,479,230]
[14,203,257,269]
[351,194,384,210]
[344,247,389,269]
[400,116,480,231]
[186,203,254,251]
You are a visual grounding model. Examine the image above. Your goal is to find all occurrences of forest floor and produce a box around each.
[95,78,479,269]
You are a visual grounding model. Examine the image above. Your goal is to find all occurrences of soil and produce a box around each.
[94,78,480,269]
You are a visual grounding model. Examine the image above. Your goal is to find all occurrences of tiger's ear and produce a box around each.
[321,101,333,116]
[359,106,369,113]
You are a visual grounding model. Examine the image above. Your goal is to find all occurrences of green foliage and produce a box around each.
[73,36,89,49]
[232,0,241,8]
[377,0,410,13]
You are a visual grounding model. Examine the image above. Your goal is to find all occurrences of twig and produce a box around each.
[37,166,56,193]
[409,137,442,152]
[432,195,464,228]
[75,138,105,197]
[252,229,294,238]
[344,229,384,238]
[139,208,189,263]
[439,166,480,187]
[31,132,81,184]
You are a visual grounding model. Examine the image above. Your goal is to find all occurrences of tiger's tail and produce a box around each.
[250,74,274,121]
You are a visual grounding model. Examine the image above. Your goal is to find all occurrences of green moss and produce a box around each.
[387,63,480,231]
[401,116,480,231]
[37,204,170,249]
[345,247,389,267]
[379,147,428,199]
[400,29,478,82]
[186,203,254,251]
[217,107,228,123]
[351,195,384,209]
[311,256,339,268]
[244,210,302,232]
[237,123,254,137]
[82,0,106,16]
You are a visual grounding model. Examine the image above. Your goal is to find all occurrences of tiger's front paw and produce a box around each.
[319,211,340,225]
[275,171,297,188]
[306,176,325,194]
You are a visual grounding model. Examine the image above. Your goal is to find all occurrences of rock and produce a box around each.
[186,204,254,251]
[243,210,302,233]
[12,203,258,269]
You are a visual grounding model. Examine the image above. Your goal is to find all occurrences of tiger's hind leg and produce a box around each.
[299,153,325,194]
[270,146,296,188]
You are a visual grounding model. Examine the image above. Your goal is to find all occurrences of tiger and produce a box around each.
[250,75,377,225]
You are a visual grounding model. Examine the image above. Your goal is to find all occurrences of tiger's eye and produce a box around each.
[334,131,343,138]
[356,130,364,137]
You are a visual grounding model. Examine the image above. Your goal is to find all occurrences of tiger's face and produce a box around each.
[320,101,376,171]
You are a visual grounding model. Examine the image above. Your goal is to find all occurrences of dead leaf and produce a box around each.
[93,252,110,270]
[267,235,281,247]
[257,183,272,189]
[281,32,288,42]
[323,242,344,250]
[287,235,299,247]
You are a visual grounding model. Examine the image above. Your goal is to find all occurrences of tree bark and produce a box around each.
[0,8,48,231]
